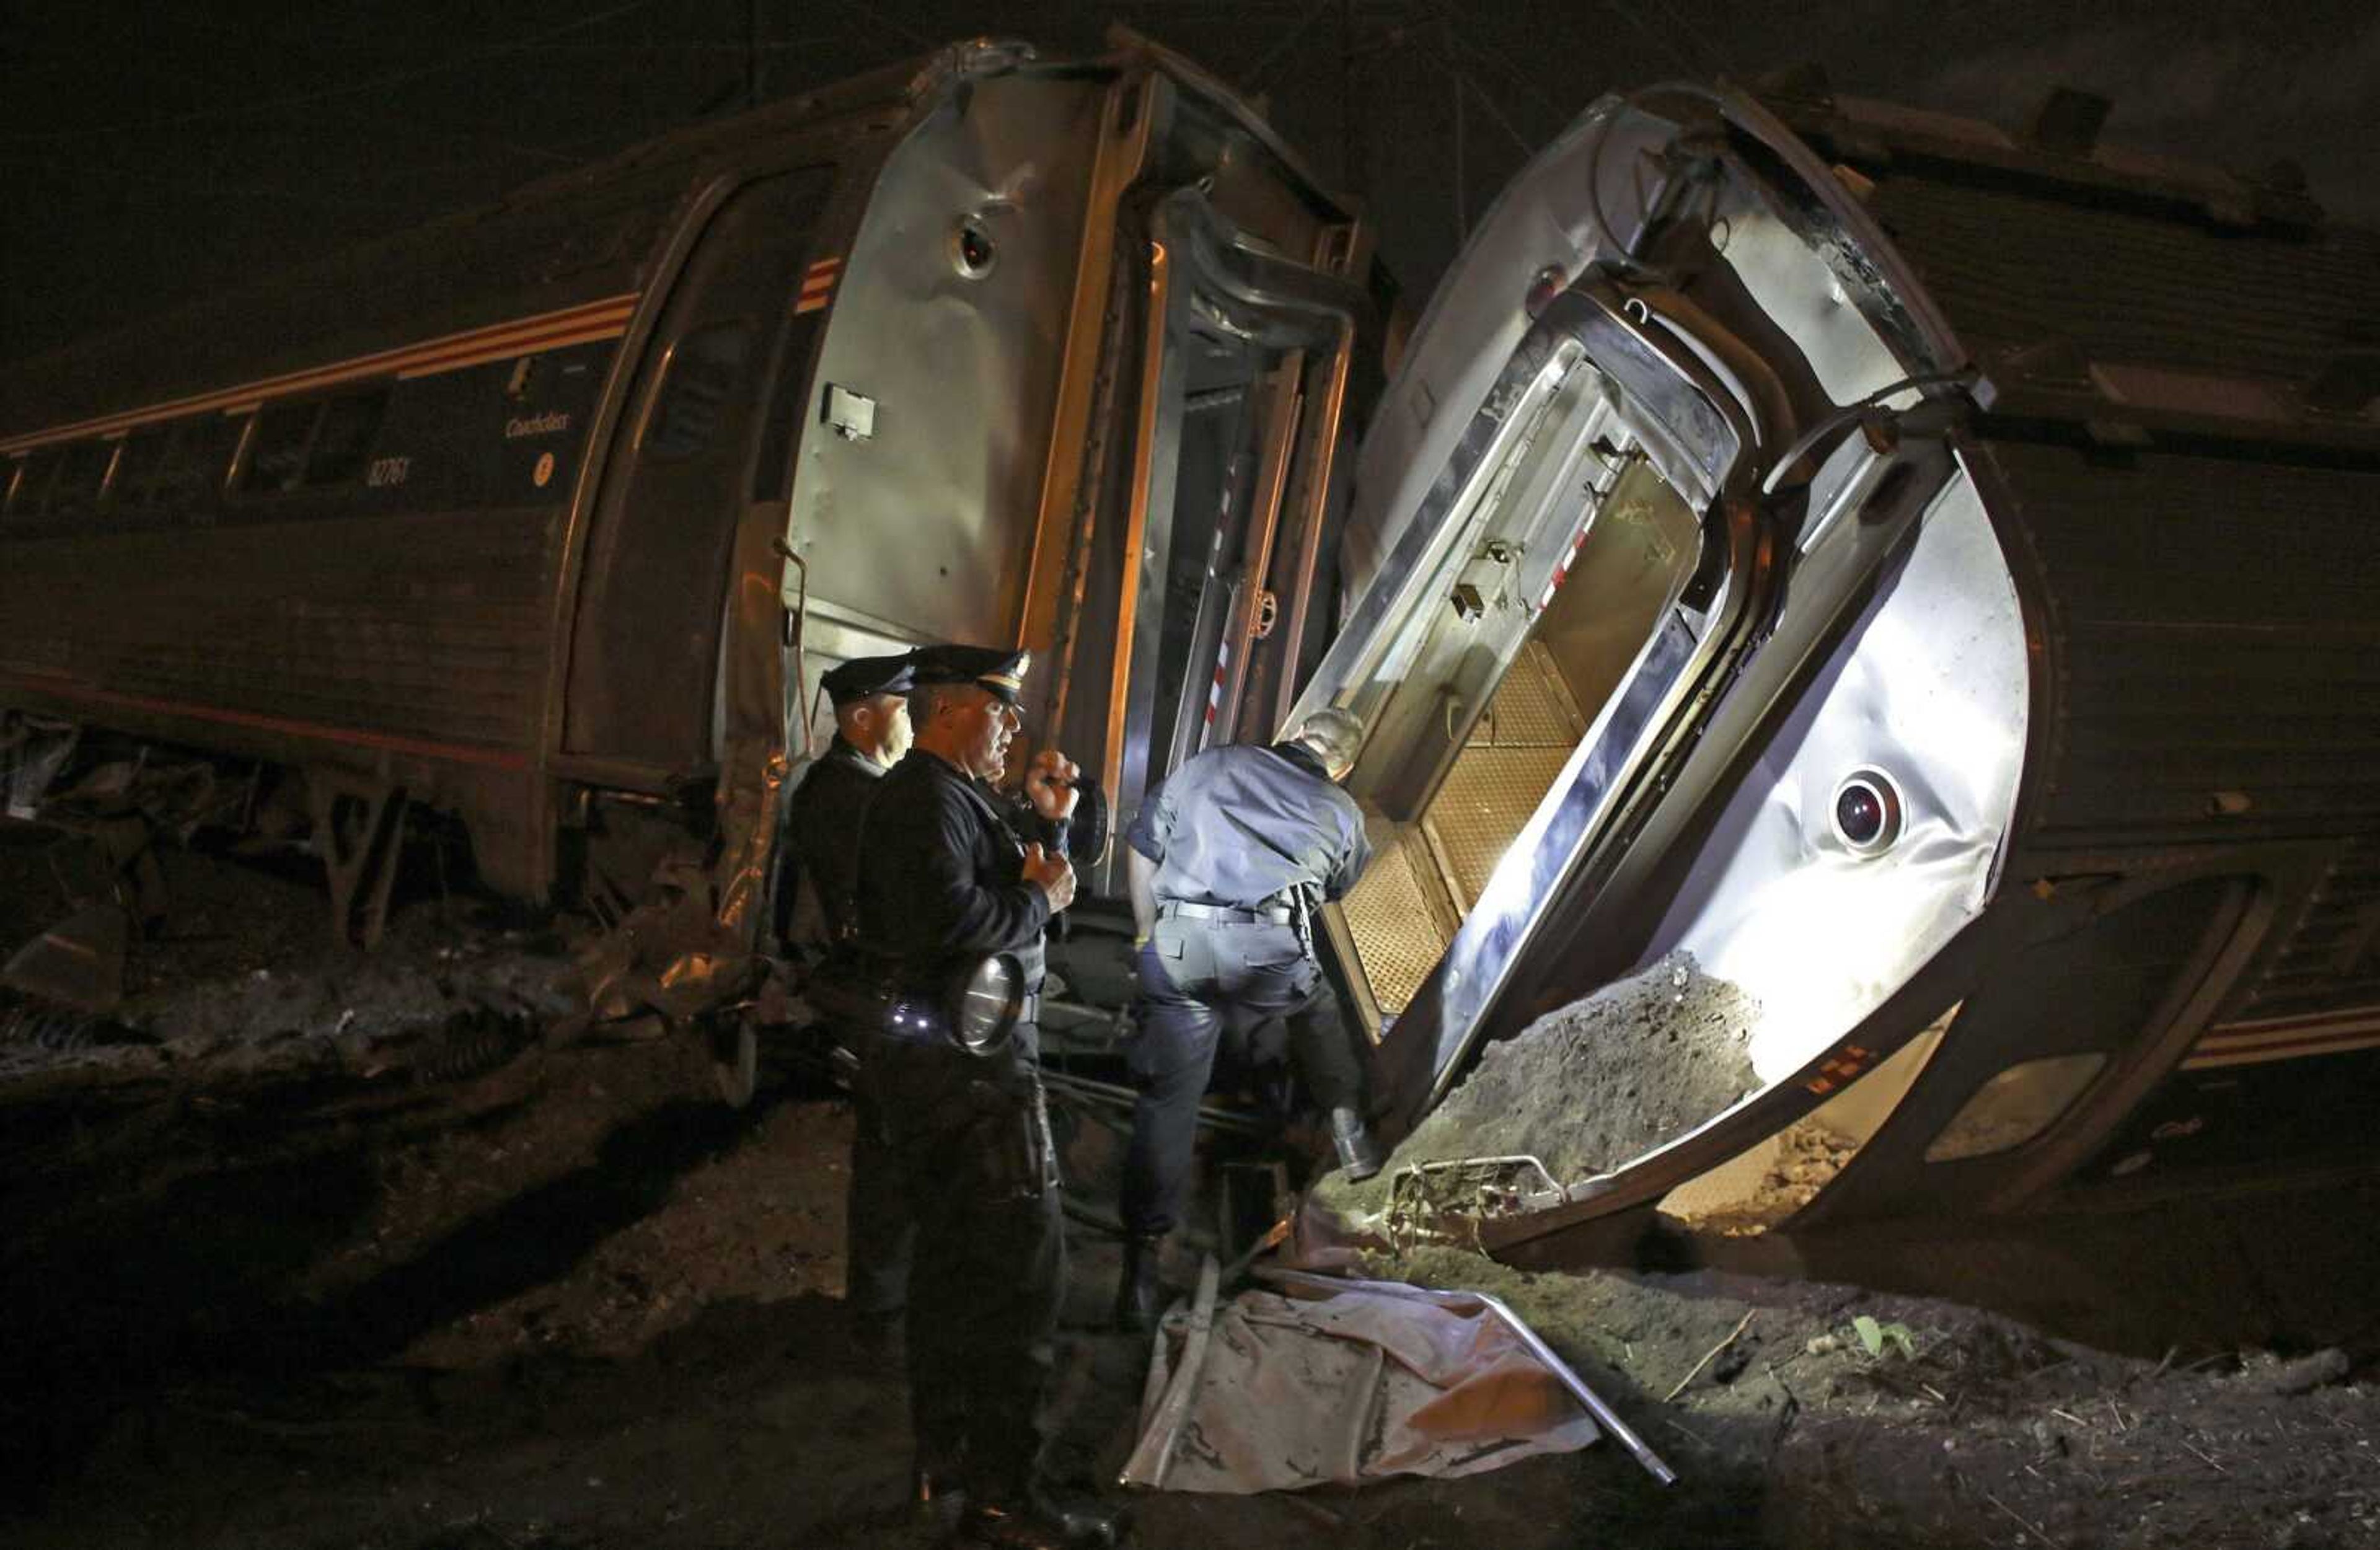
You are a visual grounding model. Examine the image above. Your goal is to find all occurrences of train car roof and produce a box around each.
[3,34,1346,444]
[0,55,959,439]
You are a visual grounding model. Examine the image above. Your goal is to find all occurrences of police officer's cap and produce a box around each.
[820,652,916,706]
[910,644,1032,707]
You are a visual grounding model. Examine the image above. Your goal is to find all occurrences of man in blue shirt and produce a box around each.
[1116,705,1383,1331]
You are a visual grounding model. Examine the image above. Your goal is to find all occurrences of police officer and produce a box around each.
[775,651,917,1357]
[854,644,1120,1550]
[1114,706,1383,1332]
[778,651,916,952]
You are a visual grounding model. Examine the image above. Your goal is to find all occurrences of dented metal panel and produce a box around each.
[785,73,1111,651]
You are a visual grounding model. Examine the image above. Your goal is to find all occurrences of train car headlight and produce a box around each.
[947,953,1023,1056]
[1830,769,1903,855]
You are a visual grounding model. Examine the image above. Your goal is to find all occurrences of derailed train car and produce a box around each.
[0,35,1383,1000]
[1302,77,2380,1246]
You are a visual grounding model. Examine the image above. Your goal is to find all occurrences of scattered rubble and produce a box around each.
[4,837,2376,1550]
[1373,1245,2380,1550]
[1662,1117,1859,1236]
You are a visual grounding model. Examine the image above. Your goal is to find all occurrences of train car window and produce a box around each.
[304,387,387,485]
[46,439,111,519]
[1924,1052,2110,1163]
[240,401,319,494]
[644,321,751,460]
[151,416,242,516]
[108,426,172,509]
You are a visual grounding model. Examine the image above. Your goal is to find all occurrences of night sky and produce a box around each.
[3,1,2375,368]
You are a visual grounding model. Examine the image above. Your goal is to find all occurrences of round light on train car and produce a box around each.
[952,218,998,280]
[1831,769,1903,855]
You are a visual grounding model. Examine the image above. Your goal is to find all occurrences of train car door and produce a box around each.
[563,169,832,782]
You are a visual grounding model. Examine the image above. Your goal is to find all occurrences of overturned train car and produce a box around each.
[1307,79,2380,1245]
[0,37,1382,982]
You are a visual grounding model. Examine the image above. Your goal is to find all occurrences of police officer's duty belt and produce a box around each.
[1157,900,1295,926]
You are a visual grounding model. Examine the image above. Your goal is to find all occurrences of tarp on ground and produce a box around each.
[1126,1281,1600,1493]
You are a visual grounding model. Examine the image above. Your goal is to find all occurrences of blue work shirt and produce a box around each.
[1127,742,1371,908]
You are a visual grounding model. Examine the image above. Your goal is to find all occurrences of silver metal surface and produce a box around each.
[1647,468,2027,1086]
[1299,76,2030,1146]
[1118,1252,1221,1489]
[788,71,1109,650]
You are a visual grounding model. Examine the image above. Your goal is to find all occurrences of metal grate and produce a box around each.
[1468,641,1586,747]
[1424,745,1576,909]
[1341,819,1452,1016]
[1342,643,1589,1015]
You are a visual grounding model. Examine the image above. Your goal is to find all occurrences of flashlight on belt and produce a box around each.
[807,951,1025,1056]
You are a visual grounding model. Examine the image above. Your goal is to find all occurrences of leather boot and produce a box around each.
[960,1482,1123,1549]
[1330,1106,1384,1181]
[1113,1233,1163,1334]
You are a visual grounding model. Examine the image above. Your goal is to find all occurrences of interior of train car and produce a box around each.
[1331,396,1703,1026]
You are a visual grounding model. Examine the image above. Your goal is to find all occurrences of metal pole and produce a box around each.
[1118,1254,1223,1487]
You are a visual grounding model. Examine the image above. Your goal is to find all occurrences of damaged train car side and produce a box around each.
[0,35,1383,1007]
[1304,77,2380,1244]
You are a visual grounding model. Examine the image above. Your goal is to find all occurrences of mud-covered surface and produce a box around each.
[1321,951,1759,1216]
[5,831,2379,1549]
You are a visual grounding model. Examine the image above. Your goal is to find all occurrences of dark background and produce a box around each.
[3,0,2376,368]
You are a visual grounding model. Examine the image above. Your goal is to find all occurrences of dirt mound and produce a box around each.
[1324,951,1760,1213]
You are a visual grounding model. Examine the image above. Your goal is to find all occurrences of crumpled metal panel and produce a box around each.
[1647,469,2027,1086]
[785,71,1108,650]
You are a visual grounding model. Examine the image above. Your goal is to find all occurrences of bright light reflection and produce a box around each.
[1693,817,1998,1084]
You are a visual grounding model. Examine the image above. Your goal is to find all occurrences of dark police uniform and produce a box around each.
[778,653,916,951]
[852,646,1073,1526]
[1121,739,1373,1242]
[778,653,915,1345]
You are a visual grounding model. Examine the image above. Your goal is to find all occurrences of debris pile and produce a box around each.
[1323,950,1760,1212]
[1662,1118,1859,1236]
